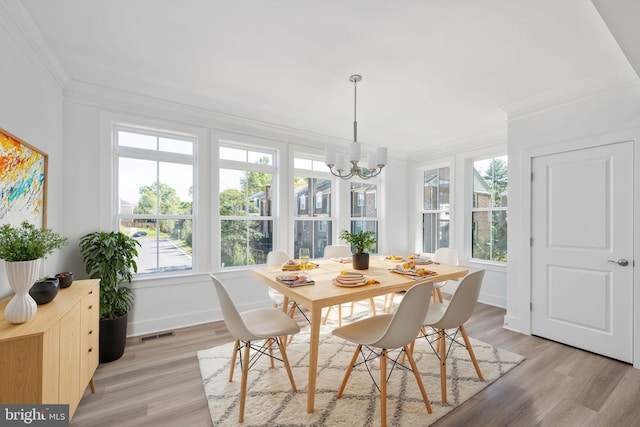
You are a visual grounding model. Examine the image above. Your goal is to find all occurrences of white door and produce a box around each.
[531,140,634,363]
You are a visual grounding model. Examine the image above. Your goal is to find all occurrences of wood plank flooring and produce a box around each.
[71,298,640,426]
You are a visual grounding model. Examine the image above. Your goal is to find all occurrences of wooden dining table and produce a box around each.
[253,255,469,413]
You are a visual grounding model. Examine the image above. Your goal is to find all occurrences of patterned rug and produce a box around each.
[198,325,524,426]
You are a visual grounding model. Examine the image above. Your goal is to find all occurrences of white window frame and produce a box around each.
[420,165,451,255]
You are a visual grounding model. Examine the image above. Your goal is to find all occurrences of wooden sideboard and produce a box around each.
[0,279,99,418]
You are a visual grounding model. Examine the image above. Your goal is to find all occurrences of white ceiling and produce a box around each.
[18,0,638,154]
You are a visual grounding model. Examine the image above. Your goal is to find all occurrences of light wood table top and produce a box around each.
[253,256,468,413]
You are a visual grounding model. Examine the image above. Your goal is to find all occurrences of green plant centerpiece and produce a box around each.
[79,231,141,363]
[339,229,376,270]
[0,221,68,324]
[0,221,68,262]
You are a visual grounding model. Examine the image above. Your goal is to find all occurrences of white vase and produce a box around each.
[4,259,42,324]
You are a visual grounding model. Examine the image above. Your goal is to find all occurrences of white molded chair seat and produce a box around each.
[322,245,377,325]
[266,250,291,308]
[417,269,484,404]
[332,281,434,427]
[431,248,459,303]
[211,274,300,423]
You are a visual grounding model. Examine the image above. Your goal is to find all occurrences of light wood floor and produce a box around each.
[71,297,640,426]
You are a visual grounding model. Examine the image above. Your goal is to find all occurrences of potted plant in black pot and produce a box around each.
[0,221,68,323]
[79,231,140,363]
[339,229,376,270]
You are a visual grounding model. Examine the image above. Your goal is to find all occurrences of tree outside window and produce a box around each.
[471,156,507,262]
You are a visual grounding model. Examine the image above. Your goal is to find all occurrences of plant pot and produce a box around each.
[29,277,59,305]
[3,259,42,324]
[99,312,128,363]
[55,271,74,288]
[352,253,370,270]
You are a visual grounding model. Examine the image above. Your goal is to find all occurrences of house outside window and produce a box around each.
[350,182,378,253]
[114,126,195,274]
[294,157,333,258]
[422,166,450,253]
[471,156,508,262]
[219,145,275,267]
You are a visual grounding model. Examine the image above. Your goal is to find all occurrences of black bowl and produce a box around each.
[55,272,74,288]
[29,278,59,305]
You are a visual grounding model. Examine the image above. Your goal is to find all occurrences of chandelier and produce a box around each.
[325,74,387,180]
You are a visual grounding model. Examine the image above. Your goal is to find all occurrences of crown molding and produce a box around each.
[501,66,640,121]
[0,0,70,91]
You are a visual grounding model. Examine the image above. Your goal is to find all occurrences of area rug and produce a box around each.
[198,326,524,426]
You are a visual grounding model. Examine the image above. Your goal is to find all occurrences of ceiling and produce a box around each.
[18,0,639,154]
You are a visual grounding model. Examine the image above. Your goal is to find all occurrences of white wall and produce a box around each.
[504,82,640,335]
[0,6,65,299]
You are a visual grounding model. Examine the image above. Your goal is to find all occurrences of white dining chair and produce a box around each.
[431,247,460,303]
[211,274,300,423]
[332,281,434,427]
[266,250,294,311]
[322,245,377,326]
[415,269,484,404]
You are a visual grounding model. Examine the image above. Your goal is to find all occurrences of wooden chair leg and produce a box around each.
[350,302,356,316]
[460,324,483,380]
[385,293,395,313]
[229,340,239,382]
[89,377,95,394]
[369,297,377,315]
[337,344,361,398]
[439,329,447,404]
[404,345,432,414]
[436,288,443,303]
[337,304,342,327]
[239,341,251,423]
[323,306,332,324]
[268,338,275,369]
[279,337,297,391]
[380,349,388,427]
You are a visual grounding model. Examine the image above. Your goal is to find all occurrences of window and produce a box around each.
[350,182,378,253]
[115,126,195,274]
[471,156,508,262]
[294,157,333,258]
[422,167,450,253]
[219,144,275,268]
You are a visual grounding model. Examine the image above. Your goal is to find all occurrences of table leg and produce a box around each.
[307,305,322,413]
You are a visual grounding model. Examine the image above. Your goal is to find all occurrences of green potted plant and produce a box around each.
[0,221,68,323]
[339,229,376,270]
[79,231,140,363]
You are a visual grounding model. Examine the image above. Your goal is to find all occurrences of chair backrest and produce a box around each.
[431,269,484,329]
[432,248,459,265]
[323,245,352,258]
[372,281,434,350]
[267,250,290,267]
[210,274,254,341]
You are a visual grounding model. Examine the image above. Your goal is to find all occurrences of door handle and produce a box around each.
[607,259,629,267]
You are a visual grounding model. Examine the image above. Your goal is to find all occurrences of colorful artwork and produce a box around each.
[0,128,47,228]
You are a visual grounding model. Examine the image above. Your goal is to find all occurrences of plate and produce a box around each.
[385,256,405,262]
[390,265,437,278]
[277,275,315,287]
[333,278,368,287]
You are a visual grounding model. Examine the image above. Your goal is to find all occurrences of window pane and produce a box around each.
[422,212,449,253]
[350,183,377,217]
[159,162,193,215]
[473,157,508,208]
[220,169,247,216]
[423,167,449,210]
[247,150,273,165]
[472,210,507,262]
[294,220,332,259]
[159,137,193,155]
[118,131,156,150]
[294,177,332,217]
[348,220,378,253]
[119,157,158,214]
[246,172,273,215]
[294,158,312,170]
[119,219,193,274]
[220,219,272,267]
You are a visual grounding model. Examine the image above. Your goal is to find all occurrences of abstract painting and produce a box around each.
[0,128,47,228]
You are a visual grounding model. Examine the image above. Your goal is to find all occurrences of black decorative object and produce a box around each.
[55,271,74,288]
[99,312,128,363]
[352,253,370,270]
[29,277,59,305]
